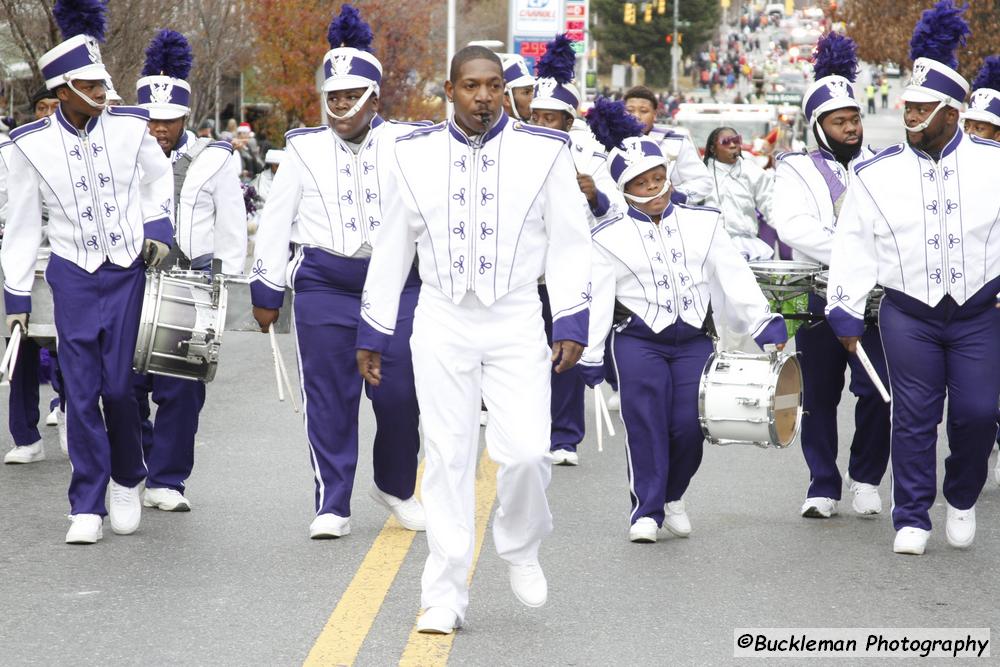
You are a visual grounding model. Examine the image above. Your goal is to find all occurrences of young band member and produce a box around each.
[962,56,1000,140]
[499,53,534,122]
[1,0,174,544]
[826,1,1000,555]
[357,46,592,634]
[771,32,890,520]
[251,5,425,540]
[578,99,787,543]
[133,29,246,512]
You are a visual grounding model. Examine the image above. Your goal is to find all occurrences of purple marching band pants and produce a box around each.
[876,282,1000,531]
[538,284,585,454]
[133,372,205,493]
[795,292,891,500]
[291,246,421,518]
[46,254,147,516]
[610,317,714,527]
[8,341,63,447]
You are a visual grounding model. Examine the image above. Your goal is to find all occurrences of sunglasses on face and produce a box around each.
[719,135,743,147]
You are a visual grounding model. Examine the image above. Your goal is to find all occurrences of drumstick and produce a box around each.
[268,327,285,402]
[855,341,891,404]
[0,325,17,380]
[596,384,616,437]
[273,334,299,413]
[593,386,604,453]
[3,324,22,381]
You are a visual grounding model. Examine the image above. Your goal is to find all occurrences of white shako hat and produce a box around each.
[901,0,971,112]
[964,56,1000,128]
[530,34,581,118]
[38,0,110,90]
[135,30,194,120]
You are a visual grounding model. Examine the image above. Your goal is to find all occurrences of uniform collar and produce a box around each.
[54,105,100,136]
[908,127,963,161]
[626,200,675,224]
[173,131,189,155]
[448,111,508,147]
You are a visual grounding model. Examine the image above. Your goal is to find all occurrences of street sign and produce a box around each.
[765,92,804,105]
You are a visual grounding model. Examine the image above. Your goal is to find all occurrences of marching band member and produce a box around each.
[252,149,283,203]
[356,45,592,634]
[133,30,246,512]
[826,1,1000,556]
[499,53,534,122]
[623,85,712,205]
[1,0,174,544]
[528,33,620,466]
[578,99,787,544]
[962,56,1000,141]
[251,5,425,540]
[771,32,890,520]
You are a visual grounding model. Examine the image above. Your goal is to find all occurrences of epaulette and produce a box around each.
[677,202,721,214]
[106,105,150,121]
[396,122,446,143]
[9,117,49,141]
[390,119,433,127]
[285,126,326,141]
[207,140,234,153]
[775,148,807,161]
[854,143,904,174]
[969,134,1000,149]
[512,122,571,146]
[591,212,625,236]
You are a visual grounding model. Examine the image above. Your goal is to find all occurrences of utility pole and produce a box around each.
[670,0,680,94]
[447,0,456,80]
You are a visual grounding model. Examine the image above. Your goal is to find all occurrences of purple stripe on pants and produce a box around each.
[46,254,147,516]
[292,247,420,517]
[612,318,713,526]
[134,372,206,492]
[879,297,1000,531]
[795,294,890,499]
[539,285,585,453]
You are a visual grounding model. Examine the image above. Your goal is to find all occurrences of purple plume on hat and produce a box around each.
[141,30,193,79]
[327,4,374,53]
[536,33,576,84]
[585,97,645,152]
[908,0,970,70]
[52,0,107,42]
[972,55,1000,91]
[811,32,858,82]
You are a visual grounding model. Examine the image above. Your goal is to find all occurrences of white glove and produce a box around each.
[143,239,170,269]
[6,313,27,335]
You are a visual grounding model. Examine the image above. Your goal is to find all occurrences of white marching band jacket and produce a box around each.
[579,201,785,370]
[1,106,173,314]
[704,156,774,261]
[826,130,1000,336]
[649,127,713,204]
[249,116,423,309]
[771,146,874,266]
[357,113,593,352]
[173,132,246,275]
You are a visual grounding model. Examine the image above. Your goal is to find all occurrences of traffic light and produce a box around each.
[657,0,666,14]
[644,2,653,23]
[623,2,636,24]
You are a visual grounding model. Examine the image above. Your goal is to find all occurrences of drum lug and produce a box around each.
[734,396,760,407]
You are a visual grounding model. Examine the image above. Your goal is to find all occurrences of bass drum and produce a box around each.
[698,350,803,449]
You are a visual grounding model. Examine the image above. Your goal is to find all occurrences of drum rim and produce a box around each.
[749,260,823,277]
[767,353,803,448]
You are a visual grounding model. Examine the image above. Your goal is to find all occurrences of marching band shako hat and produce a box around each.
[322,4,382,94]
[264,149,284,165]
[38,0,109,90]
[136,30,194,120]
[530,34,581,118]
[902,0,970,112]
[964,56,1000,128]
[500,54,535,90]
[587,97,671,190]
[802,32,860,128]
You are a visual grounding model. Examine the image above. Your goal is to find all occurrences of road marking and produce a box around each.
[302,465,424,667]
[398,451,499,667]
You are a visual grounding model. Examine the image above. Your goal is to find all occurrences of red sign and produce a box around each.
[565,20,585,31]
[565,4,586,17]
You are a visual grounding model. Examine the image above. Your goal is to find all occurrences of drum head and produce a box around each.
[773,355,802,446]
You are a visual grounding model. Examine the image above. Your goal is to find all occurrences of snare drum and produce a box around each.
[698,350,803,448]
[0,247,57,343]
[749,260,823,335]
[814,271,884,325]
[133,270,228,382]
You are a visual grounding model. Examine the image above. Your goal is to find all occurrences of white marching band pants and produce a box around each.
[410,284,554,621]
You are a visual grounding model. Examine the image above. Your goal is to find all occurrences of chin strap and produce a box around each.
[326,84,377,121]
[506,88,524,121]
[904,99,950,133]
[66,79,106,110]
[623,180,671,205]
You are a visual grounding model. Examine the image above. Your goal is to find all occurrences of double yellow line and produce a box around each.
[303,452,499,666]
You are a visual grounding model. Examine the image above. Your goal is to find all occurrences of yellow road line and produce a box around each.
[303,465,424,667]
[398,451,499,667]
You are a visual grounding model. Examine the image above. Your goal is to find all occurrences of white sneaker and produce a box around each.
[108,480,142,535]
[994,450,1000,486]
[606,389,621,411]
[65,514,103,544]
[945,504,975,549]
[417,606,460,634]
[664,500,692,537]
[800,497,838,518]
[480,410,489,427]
[629,517,658,543]
[143,487,191,512]
[3,440,45,464]
[850,481,882,516]
[509,562,547,608]
[46,407,58,426]
[309,513,350,539]
[551,449,579,466]
[369,485,425,531]
[57,408,67,455]
[893,527,930,555]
